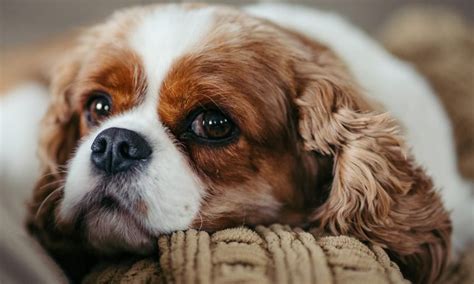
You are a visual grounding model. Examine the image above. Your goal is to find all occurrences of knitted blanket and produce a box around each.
[83,225,408,284]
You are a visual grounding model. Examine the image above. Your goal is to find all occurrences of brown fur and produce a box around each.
[26,5,451,283]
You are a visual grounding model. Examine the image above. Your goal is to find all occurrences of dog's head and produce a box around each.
[28,4,450,283]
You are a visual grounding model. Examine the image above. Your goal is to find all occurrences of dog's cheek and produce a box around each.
[188,180,286,231]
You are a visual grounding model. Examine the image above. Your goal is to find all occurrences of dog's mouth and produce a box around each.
[59,164,201,255]
[99,195,123,211]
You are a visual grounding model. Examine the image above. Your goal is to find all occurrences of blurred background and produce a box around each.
[0,0,473,49]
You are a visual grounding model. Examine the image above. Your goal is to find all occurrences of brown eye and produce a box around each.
[86,93,112,125]
[189,110,236,142]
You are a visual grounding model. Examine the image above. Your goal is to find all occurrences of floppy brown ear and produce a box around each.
[26,47,95,281]
[294,57,451,283]
[28,48,81,228]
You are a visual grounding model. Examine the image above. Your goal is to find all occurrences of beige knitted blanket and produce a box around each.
[83,225,408,284]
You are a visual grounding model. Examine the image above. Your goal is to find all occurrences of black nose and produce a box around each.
[90,127,152,174]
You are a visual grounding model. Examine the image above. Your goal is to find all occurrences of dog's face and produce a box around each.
[38,5,331,254]
[29,4,450,283]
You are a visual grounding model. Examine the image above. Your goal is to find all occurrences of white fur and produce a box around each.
[245,3,473,252]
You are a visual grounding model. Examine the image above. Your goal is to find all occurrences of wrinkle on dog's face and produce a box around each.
[41,4,329,254]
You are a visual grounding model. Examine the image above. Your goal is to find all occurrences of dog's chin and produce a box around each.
[60,187,159,255]
[82,205,157,255]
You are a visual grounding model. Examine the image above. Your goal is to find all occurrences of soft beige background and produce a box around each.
[1,0,473,49]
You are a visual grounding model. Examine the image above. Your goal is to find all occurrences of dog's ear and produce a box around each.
[29,45,83,224]
[293,54,451,283]
[27,43,96,282]
[40,53,82,171]
[28,49,81,218]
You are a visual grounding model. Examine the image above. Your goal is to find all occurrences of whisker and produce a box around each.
[39,178,65,190]
[37,172,60,180]
[37,169,67,180]
[35,186,64,221]
[199,93,226,114]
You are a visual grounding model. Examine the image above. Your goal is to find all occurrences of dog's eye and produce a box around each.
[189,110,235,141]
[86,93,112,125]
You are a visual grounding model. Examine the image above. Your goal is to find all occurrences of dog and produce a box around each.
[2,3,471,283]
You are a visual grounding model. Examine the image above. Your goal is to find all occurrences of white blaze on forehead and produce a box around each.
[128,5,216,104]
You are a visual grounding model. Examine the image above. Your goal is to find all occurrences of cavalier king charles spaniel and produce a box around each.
[7,3,470,283]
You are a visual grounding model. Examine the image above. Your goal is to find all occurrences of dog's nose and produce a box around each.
[90,127,152,174]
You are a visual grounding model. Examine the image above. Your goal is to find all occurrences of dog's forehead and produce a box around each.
[127,5,218,105]
[80,4,291,139]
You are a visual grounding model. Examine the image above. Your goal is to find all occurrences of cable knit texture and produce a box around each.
[83,225,408,284]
